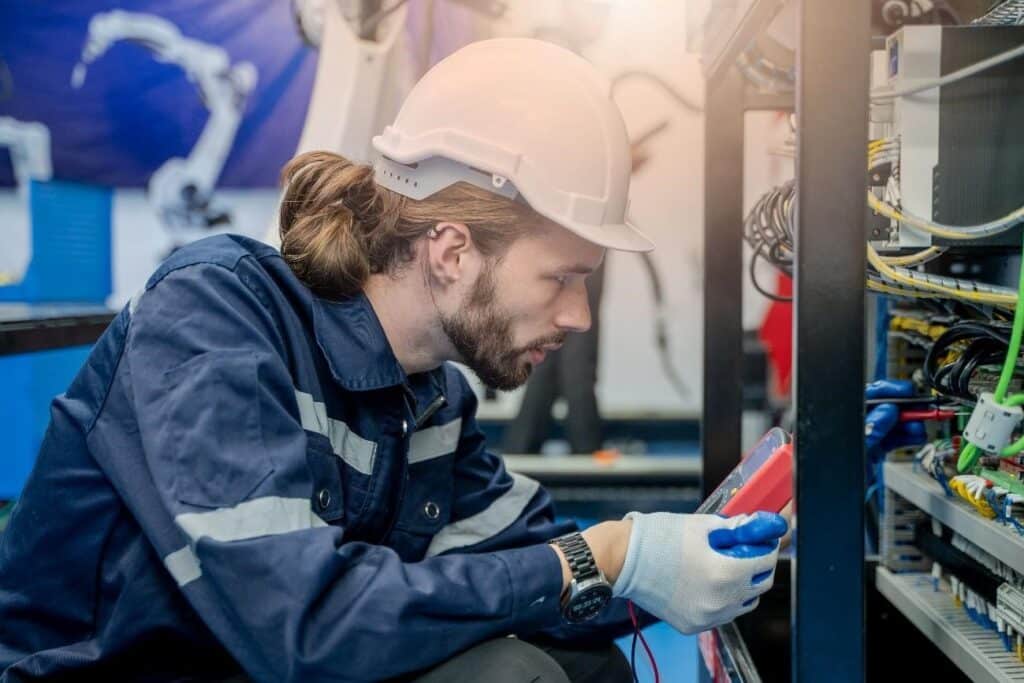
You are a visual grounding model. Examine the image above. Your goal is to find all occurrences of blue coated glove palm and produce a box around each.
[613,511,788,635]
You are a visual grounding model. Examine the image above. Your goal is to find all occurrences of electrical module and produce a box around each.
[870,25,1024,250]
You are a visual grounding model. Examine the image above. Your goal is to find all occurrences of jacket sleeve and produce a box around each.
[427,367,657,643]
[116,260,566,683]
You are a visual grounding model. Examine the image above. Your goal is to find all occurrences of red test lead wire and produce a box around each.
[627,600,660,683]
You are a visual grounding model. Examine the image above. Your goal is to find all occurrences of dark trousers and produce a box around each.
[503,263,606,455]
[403,637,633,683]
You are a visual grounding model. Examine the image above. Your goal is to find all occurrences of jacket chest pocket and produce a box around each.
[302,409,379,530]
[393,419,461,537]
[157,351,275,509]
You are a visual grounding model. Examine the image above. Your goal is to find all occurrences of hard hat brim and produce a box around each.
[546,216,656,253]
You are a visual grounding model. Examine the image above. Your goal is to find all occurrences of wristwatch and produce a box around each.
[550,532,613,623]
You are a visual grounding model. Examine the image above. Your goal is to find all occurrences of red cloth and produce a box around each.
[758,273,793,398]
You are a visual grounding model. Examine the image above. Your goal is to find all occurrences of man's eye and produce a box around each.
[553,275,568,286]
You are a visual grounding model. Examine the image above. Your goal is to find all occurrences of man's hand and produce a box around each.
[610,512,787,634]
[865,380,927,455]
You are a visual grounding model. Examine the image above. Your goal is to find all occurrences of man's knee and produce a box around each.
[537,641,634,683]
[412,637,570,683]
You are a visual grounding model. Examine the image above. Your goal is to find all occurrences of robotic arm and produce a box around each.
[0,117,52,193]
[0,117,52,284]
[72,11,257,231]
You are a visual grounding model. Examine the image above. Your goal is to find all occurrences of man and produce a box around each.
[502,261,607,456]
[0,39,786,682]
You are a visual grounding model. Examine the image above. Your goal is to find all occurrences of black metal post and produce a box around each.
[701,66,746,499]
[792,0,870,679]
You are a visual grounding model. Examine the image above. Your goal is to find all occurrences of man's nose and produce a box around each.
[554,285,592,334]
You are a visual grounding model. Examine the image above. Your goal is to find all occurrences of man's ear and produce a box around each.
[426,222,474,285]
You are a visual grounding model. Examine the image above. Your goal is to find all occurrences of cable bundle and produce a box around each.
[972,0,1024,25]
[923,320,1015,400]
[743,180,795,302]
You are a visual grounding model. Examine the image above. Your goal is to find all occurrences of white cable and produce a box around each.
[872,42,1024,100]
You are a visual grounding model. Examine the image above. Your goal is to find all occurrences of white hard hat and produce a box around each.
[372,38,654,253]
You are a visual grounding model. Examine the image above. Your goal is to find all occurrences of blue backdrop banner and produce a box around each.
[0,0,316,188]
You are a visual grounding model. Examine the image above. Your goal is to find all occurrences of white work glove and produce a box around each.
[612,511,787,634]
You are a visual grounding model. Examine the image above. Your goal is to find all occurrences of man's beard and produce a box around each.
[440,265,564,391]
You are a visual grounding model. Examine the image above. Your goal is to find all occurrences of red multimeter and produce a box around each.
[696,427,794,516]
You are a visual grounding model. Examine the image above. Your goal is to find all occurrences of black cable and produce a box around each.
[744,182,795,302]
[750,245,792,303]
[610,70,703,114]
[923,320,1014,399]
[744,181,795,280]
[613,70,701,407]
[639,252,691,400]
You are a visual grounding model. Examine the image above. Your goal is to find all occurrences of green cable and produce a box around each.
[1000,394,1024,455]
[958,443,978,472]
[957,235,1024,472]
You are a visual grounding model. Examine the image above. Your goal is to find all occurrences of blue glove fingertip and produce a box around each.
[737,512,788,543]
[865,379,915,400]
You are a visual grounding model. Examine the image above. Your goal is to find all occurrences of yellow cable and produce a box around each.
[868,192,1024,242]
[867,280,935,299]
[889,315,947,339]
[880,247,945,267]
[948,478,997,518]
[868,244,1017,307]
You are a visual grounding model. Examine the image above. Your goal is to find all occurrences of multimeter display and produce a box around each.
[697,427,793,515]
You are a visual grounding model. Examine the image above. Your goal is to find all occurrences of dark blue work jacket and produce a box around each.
[0,235,636,682]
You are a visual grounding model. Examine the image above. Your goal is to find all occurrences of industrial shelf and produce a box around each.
[876,567,1024,682]
[884,461,1024,576]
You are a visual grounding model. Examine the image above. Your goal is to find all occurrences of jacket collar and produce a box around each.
[311,292,407,391]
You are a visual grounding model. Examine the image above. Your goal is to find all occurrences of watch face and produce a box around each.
[564,582,613,623]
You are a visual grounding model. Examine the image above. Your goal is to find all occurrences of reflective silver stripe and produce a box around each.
[164,545,202,587]
[425,473,540,557]
[408,418,462,465]
[175,496,328,543]
[128,288,145,316]
[294,390,377,475]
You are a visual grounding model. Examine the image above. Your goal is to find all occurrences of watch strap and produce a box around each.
[552,532,600,583]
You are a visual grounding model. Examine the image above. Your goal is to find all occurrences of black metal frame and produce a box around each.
[701,0,870,679]
[0,307,115,356]
[702,65,746,499]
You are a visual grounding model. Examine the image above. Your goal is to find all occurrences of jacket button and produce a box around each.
[401,419,409,437]
[317,489,332,510]
[423,501,440,520]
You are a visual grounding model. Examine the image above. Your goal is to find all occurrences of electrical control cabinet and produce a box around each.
[870,26,1024,250]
